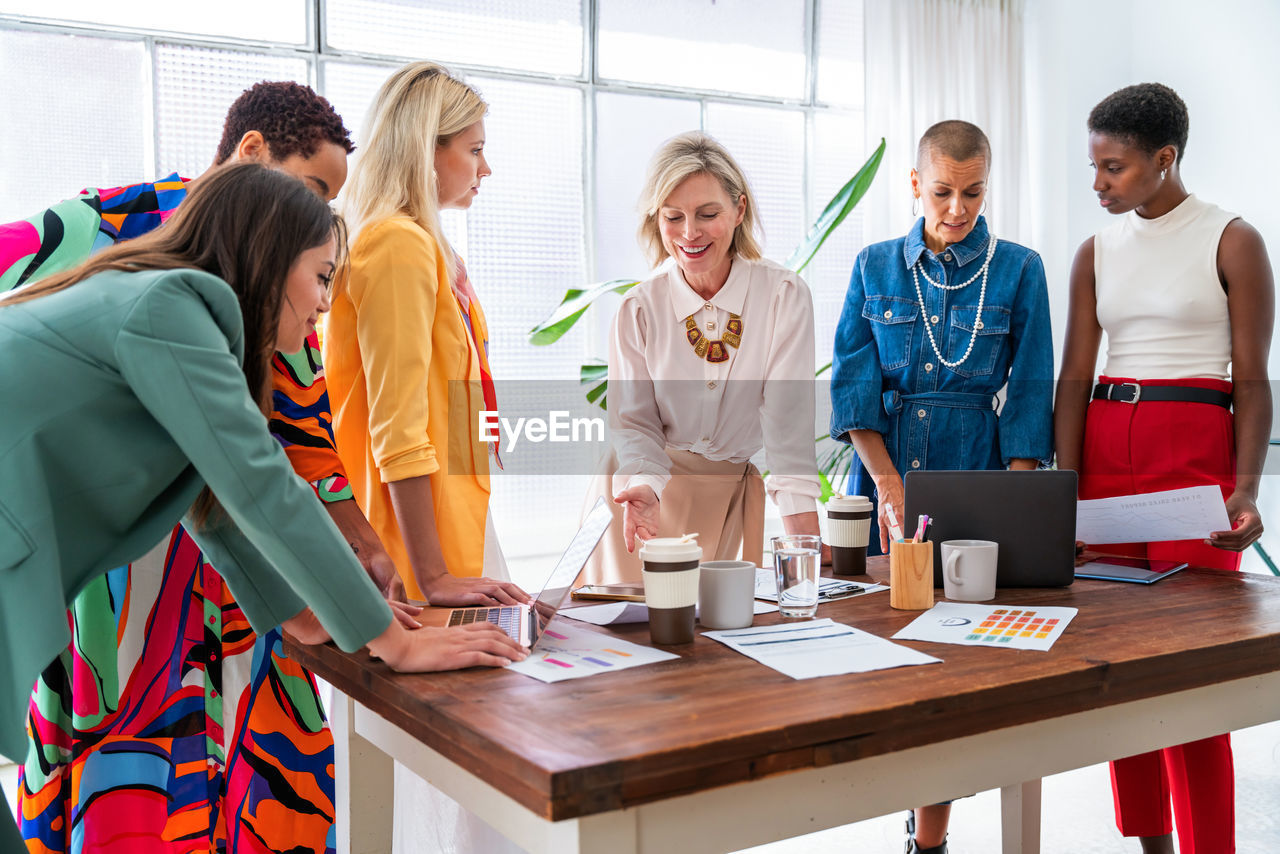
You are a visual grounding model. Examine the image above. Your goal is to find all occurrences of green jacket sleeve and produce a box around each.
[114,269,392,651]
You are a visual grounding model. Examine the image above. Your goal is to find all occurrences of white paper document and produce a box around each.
[892,603,1077,652]
[703,618,940,679]
[560,600,779,627]
[753,567,888,603]
[506,619,677,683]
[1076,485,1230,544]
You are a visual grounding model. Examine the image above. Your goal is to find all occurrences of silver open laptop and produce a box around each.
[440,497,612,646]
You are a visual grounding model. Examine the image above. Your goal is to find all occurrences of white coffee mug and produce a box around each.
[698,560,756,630]
[941,539,999,602]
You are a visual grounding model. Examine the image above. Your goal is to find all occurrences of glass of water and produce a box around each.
[771,534,822,619]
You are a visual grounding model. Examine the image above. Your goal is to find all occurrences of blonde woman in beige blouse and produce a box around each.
[583,131,822,584]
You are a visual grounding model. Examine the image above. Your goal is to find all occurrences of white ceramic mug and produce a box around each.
[698,560,756,630]
[941,539,999,602]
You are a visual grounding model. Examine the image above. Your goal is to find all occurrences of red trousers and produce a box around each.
[1080,376,1237,851]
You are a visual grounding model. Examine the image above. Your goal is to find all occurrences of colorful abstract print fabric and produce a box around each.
[2,177,346,853]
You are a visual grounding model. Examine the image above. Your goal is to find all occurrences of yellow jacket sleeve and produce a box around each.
[346,219,446,482]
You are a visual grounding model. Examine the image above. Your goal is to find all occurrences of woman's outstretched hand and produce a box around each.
[615,485,660,552]
[368,620,528,671]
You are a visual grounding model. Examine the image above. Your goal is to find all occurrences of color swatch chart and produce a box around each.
[893,603,1078,652]
[506,619,677,683]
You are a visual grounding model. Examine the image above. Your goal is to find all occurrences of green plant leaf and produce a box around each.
[528,278,639,346]
[784,137,886,274]
[580,359,609,410]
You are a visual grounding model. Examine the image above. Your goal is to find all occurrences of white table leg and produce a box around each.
[1000,778,1042,854]
[332,692,395,854]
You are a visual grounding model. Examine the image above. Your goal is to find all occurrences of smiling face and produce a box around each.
[435,120,490,210]
[911,154,988,253]
[1088,131,1171,215]
[275,235,336,353]
[658,171,745,292]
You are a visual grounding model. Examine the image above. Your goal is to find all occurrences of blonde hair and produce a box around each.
[636,131,762,268]
[340,61,487,285]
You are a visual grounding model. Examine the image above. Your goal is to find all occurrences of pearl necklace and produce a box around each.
[910,236,998,369]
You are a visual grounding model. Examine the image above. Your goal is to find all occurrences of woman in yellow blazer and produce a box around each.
[326,62,528,607]
[0,162,526,852]
[324,61,531,854]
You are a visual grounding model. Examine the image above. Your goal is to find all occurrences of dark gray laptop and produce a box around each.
[903,470,1077,588]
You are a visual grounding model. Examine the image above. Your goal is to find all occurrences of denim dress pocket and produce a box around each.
[862,296,919,371]
[945,305,1010,378]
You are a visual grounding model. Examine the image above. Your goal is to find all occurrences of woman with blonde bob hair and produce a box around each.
[322,61,530,854]
[582,130,822,584]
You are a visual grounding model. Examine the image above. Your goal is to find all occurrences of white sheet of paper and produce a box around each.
[753,567,888,602]
[1075,485,1231,544]
[506,619,678,682]
[892,602,1077,652]
[703,618,940,679]
[560,600,779,627]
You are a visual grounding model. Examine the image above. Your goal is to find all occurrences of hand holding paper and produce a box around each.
[1076,485,1231,545]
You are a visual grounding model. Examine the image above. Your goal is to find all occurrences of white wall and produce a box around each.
[1024,0,1280,571]
[1025,0,1280,379]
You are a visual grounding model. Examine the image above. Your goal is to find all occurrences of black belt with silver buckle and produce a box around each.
[1092,382,1232,409]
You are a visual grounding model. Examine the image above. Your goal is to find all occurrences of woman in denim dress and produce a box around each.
[829,120,1053,854]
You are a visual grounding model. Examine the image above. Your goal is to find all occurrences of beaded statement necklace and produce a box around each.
[684,313,743,363]
[910,235,998,369]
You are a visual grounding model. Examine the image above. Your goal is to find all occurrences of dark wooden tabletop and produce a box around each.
[285,560,1280,822]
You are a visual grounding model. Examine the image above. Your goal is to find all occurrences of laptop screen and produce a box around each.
[530,497,612,622]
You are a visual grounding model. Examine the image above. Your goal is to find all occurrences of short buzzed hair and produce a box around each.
[916,120,991,171]
[1088,83,1189,165]
[214,80,354,165]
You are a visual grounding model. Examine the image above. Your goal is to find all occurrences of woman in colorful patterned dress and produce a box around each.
[1,82,412,854]
[0,160,527,854]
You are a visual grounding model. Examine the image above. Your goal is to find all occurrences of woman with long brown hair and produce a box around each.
[0,161,526,853]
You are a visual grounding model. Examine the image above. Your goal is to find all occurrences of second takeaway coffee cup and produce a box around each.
[640,536,703,644]
[826,494,873,575]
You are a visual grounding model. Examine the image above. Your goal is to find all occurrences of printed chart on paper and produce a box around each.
[506,619,677,683]
[893,603,1078,651]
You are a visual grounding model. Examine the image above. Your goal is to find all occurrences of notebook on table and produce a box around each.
[419,497,612,647]
[903,470,1078,588]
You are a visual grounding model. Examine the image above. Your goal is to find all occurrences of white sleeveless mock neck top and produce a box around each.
[1095,194,1238,380]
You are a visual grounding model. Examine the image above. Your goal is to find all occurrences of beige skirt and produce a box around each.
[581,447,766,584]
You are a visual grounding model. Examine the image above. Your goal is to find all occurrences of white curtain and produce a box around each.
[862,0,1030,247]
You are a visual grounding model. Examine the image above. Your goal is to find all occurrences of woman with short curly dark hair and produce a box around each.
[1056,82,1274,854]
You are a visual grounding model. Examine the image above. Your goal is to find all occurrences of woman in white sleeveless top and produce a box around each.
[1055,83,1274,854]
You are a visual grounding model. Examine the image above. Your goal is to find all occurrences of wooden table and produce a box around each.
[286,562,1280,854]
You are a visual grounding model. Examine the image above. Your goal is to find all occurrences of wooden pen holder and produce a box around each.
[890,539,934,610]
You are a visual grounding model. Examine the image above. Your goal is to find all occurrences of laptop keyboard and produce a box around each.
[448,606,522,640]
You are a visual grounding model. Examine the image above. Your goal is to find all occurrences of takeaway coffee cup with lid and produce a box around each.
[826,494,873,576]
[640,536,702,644]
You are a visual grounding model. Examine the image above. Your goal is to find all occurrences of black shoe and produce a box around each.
[905,841,948,854]
[904,810,948,854]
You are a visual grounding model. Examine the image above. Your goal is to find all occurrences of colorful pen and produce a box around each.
[913,514,929,542]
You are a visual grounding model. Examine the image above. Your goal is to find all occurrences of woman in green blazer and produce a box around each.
[0,161,526,848]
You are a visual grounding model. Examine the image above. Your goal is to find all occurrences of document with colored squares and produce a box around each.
[892,602,1078,652]
[506,619,678,683]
